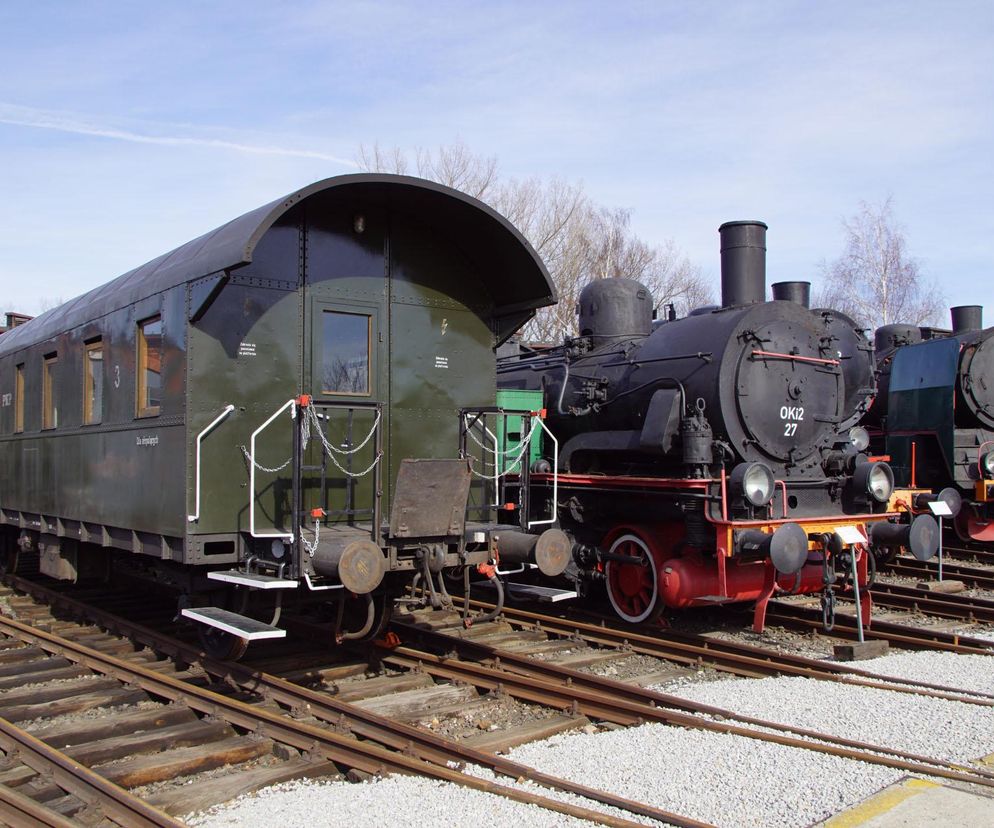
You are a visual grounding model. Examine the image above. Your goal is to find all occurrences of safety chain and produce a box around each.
[462,415,540,457]
[240,445,292,473]
[304,405,381,456]
[300,519,320,557]
[467,428,535,480]
[303,404,383,479]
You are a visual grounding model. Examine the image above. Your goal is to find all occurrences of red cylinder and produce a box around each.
[659,555,824,608]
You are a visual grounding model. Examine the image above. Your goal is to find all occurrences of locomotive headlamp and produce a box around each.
[847,426,870,453]
[730,462,775,507]
[981,451,994,478]
[854,460,894,503]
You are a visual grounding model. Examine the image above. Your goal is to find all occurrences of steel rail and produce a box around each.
[383,624,994,790]
[886,557,994,590]
[864,582,994,623]
[763,600,994,654]
[0,579,705,828]
[453,598,994,704]
[0,782,78,828]
[0,716,183,828]
[936,543,994,566]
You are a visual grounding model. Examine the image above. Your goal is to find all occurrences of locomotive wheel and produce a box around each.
[604,533,661,623]
[198,626,249,662]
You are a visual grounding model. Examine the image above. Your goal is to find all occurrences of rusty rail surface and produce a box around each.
[456,597,994,703]
[386,621,994,791]
[886,557,994,591]
[862,581,994,623]
[0,716,182,828]
[0,576,708,828]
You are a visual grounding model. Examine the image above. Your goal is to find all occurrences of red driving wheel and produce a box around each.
[604,531,662,623]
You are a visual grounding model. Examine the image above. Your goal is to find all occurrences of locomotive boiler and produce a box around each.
[493,221,937,630]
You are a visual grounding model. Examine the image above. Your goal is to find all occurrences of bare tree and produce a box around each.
[356,142,713,342]
[815,198,945,329]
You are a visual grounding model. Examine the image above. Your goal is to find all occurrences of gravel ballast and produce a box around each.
[186,650,994,828]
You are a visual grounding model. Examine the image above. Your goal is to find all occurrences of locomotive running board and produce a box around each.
[181,607,286,640]
[207,570,298,589]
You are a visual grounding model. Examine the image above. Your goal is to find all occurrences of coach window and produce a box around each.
[137,316,162,417]
[321,310,371,395]
[42,353,58,429]
[83,339,103,425]
[14,363,24,433]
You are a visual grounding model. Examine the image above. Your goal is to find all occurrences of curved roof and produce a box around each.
[0,174,556,354]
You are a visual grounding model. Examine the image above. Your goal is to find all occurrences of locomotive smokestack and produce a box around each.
[771,281,811,308]
[719,220,767,308]
[951,305,983,333]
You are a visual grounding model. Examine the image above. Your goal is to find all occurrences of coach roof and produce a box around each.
[0,174,556,354]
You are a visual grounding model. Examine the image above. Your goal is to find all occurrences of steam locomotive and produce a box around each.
[868,306,993,543]
[0,174,557,659]
[493,221,939,630]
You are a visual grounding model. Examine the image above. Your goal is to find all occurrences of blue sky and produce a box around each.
[1,1,992,323]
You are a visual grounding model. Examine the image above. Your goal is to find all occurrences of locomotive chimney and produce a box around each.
[771,281,811,308]
[951,305,983,333]
[719,220,767,308]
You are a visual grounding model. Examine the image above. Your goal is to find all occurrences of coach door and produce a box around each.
[304,299,385,537]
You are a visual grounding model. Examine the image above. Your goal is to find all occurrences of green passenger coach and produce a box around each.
[0,174,556,658]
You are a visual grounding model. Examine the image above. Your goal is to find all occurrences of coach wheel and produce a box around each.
[198,626,249,662]
[604,533,661,624]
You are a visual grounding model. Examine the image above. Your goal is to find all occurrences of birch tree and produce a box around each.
[816,198,944,329]
[357,142,712,341]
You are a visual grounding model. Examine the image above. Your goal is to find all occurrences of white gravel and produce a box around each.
[849,650,994,697]
[185,650,994,828]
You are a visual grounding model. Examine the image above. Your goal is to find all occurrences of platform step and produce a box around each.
[181,607,286,640]
[207,570,298,589]
[479,581,577,603]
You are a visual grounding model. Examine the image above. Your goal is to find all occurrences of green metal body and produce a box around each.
[0,176,555,574]
[495,388,545,472]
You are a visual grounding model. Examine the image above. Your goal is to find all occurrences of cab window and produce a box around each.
[42,353,58,429]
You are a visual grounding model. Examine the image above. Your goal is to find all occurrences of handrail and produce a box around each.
[188,404,235,523]
[250,398,296,542]
[527,417,559,528]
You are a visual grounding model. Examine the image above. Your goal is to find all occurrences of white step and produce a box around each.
[480,581,577,603]
[181,607,286,640]
[207,570,298,589]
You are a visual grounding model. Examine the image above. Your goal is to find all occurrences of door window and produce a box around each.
[321,310,371,395]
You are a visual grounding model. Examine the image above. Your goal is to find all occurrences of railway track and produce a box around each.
[6,572,994,826]
[865,581,994,624]
[886,556,994,591]
[0,577,709,828]
[450,598,994,704]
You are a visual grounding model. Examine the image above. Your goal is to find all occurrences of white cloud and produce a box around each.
[0,102,358,167]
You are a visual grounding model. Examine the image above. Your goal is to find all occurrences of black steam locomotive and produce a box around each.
[868,306,993,542]
[493,221,937,630]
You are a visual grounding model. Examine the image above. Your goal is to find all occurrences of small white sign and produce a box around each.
[239,342,257,357]
[434,356,449,369]
[927,501,953,517]
[835,525,868,545]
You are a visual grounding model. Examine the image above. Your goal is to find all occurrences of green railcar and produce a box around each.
[0,175,555,657]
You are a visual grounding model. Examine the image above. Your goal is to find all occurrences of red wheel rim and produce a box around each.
[605,533,659,623]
